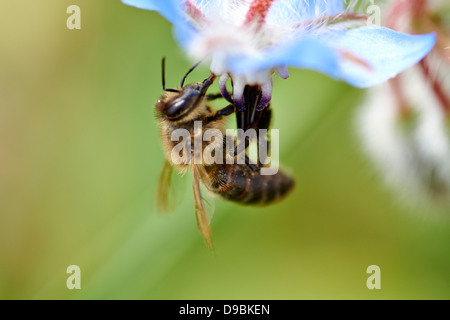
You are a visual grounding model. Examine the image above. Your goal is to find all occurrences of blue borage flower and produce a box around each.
[122,0,436,111]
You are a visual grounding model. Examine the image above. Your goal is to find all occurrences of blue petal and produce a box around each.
[327,27,436,88]
[227,37,340,79]
[123,1,435,89]
[303,0,344,17]
[189,0,223,16]
[121,0,181,25]
[267,0,344,25]
[229,27,435,89]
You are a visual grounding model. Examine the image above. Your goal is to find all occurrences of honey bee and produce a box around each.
[156,58,295,247]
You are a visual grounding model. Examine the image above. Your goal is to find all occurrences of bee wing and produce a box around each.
[192,164,214,249]
[197,165,216,223]
[156,159,186,213]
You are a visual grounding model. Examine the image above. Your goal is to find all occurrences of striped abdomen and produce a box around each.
[202,164,295,205]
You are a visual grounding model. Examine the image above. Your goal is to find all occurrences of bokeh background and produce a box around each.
[1,0,449,300]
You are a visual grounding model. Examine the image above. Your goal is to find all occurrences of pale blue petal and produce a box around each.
[121,0,182,25]
[228,37,340,79]
[227,26,435,88]
[267,0,344,25]
[189,0,223,16]
[303,0,344,17]
[326,27,436,88]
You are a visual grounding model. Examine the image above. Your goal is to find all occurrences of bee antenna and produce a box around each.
[180,59,203,88]
[161,57,179,93]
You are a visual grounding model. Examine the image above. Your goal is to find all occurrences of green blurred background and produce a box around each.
[0,0,449,300]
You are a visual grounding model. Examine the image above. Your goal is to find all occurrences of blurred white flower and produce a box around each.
[356,0,450,211]
[357,68,450,208]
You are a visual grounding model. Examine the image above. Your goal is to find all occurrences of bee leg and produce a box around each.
[256,107,272,167]
[245,155,260,172]
[233,136,250,156]
[232,127,257,169]
[216,104,235,117]
[232,110,266,168]
[233,106,273,172]
[236,110,245,133]
[258,139,270,167]
[256,107,272,130]
[206,93,226,101]
[233,139,260,172]
[206,104,235,122]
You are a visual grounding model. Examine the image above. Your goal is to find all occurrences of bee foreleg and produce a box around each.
[206,93,225,101]
[216,104,235,116]
[206,104,235,122]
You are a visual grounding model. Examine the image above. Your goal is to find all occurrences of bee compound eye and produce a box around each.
[172,99,185,108]
[166,98,188,117]
[166,88,202,117]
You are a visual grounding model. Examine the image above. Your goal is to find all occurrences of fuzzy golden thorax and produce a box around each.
[155,83,228,173]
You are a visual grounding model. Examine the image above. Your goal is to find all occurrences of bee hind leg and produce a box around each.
[234,143,260,172]
[233,106,272,171]
[245,155,260,172]
[256,107,272,167]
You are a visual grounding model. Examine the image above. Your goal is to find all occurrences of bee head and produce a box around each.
[156,83,205,120]
[156,57,214,121]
